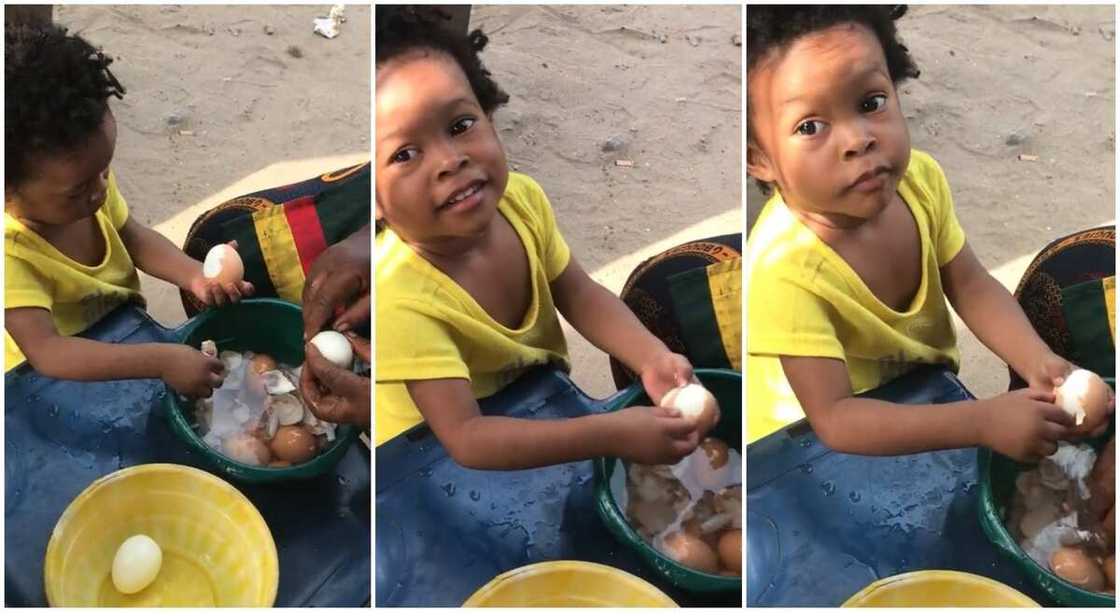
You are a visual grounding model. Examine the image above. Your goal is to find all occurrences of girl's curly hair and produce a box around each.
[6,24,125,188]
[375,6,508,115]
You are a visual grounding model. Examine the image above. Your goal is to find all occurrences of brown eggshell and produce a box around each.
[202,244,244,284]
[222,433,271,466]
[699,437,730,469]
[269,425,320,464]
[717,529,742,574]
[1050,546,1106,591]
[660,531,719,574]
[268,460,291,468]
[249,353,278,376]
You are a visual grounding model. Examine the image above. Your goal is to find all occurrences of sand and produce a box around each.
[747,5,1116,400]
[471,5,743,399]
[53,4,371,326]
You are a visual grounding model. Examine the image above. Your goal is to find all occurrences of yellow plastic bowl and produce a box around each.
[842,570,1039,607]
[463,560,677,607]
[45,464,278,607]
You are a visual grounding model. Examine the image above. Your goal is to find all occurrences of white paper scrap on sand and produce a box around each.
[313,4,346,39]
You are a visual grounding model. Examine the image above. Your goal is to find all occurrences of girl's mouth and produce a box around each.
[438,181,486,213]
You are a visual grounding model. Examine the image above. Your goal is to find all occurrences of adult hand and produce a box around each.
[303,227,370,340]
[299,334,370,429]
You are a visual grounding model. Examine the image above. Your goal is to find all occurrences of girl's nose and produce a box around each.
[842,123,877,159]
[90,170,110,205]
[435,140,469,177]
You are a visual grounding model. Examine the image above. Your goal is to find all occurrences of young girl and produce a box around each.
[375,8,703,468]
[745,6,1109,460]
[5,24,251,396]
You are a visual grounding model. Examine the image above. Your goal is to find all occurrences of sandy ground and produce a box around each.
[53,4,371,326]
[471,5,743,399]
[746,5,1116,400]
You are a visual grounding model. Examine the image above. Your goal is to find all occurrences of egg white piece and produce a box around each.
[111,534,163,594]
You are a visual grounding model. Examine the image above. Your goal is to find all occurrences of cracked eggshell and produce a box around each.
[262,370,296,395]
[270,394,304,425]
[269,425,319,464]
[1056,369,1112,436]
[200,340,217,358]
[659,530,719,574]
[1050,546,1105,592]
[219,351,243,372]
[222,433,271,466]
[249,353,278,376]
[202,243,244,284]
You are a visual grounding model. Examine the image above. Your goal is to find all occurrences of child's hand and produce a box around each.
[188,241,255,307]
[609,405,700,465]
[639,352,697,406]
[160,345,225,397]
[979,388,1075,462]
[1025,351,1074,392]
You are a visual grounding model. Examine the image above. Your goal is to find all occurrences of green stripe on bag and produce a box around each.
[668,263,735,371]
[1061,276,1115,379]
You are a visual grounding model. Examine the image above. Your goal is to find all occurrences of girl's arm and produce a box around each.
[549,256,691,402]
[118,218,252,305]
[6,306,224,396]
[781,354,1073,461]
[407,377,698,469]
[940,242,1071,388]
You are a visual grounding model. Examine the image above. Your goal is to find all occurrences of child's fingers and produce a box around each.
[650,405,680,419]
[226,239,240,251]
[1043,420,1073,441]
[660,415,698,438]
[1041,403,1075,427]
[209,284,227,307]
[223,282,242,302]
[345,333,372,362]
[333,294,371,332]
[1036,439,1058,459]
[239,280,255,297]
[1026,388,1056,403]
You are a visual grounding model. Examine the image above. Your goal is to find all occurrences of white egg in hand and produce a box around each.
[1055,369,1112,436]
[111,534,162,594]
[660,383,720,434]
[310,330,353,368]
[202,244,244,284]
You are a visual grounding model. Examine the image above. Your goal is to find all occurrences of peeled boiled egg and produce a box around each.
[659,530,719,574]
[222,433,271,466]
[660,383,720,433]
[717,528,742,574]
[202,243,244,284]
[270,425,320,464]
[1056,369,1112,436]
[111,534,162,594]
[249,353,278,376]
[309,330,354,369]
[1050,546,1105,591]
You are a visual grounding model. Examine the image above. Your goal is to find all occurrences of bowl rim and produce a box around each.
[462,559,678,607]
[44,463,279,607]
[592,368,742,591]
[841,569,1039,607]
[166,298,359,480]
[978,446,1115,605]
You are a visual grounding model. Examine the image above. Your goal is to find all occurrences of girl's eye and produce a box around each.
[450,117,477,135]
[390,148,418,164]
[795,120,825,136]
[861,94,888,113]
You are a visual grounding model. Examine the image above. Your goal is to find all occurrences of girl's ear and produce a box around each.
[746,142,777,184]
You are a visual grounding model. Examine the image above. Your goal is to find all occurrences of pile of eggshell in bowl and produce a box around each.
[624,383,742,577]
[193,330,353,469]
[1007,369,1115,594]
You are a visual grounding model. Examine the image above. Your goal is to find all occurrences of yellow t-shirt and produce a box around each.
[746,150,965,442]
[5,172,143,372]
[375,172,572,444]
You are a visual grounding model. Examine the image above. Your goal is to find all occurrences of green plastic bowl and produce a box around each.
[593,369,742,594]
[164,298,358,483]
[978,377,1115,607]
